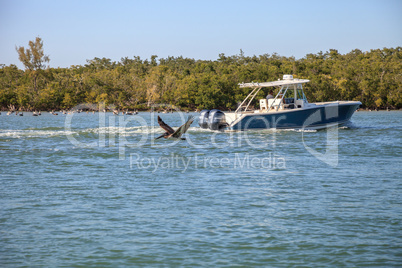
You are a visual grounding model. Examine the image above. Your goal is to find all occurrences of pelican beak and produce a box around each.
[155,133,165,140]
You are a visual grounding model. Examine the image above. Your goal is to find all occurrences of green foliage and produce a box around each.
[1,46,401,111]
[16,37,50,71]
[14,37,50,98]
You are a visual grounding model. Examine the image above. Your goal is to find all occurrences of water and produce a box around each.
[1,111,401,267]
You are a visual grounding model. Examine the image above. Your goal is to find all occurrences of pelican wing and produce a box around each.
[157,116,175,134]
[172,116,194,138]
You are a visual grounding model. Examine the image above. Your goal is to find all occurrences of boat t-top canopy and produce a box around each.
[238,75,309,88]
[234,75,310,116]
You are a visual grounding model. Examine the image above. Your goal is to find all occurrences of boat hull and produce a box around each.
[228,101,361,131]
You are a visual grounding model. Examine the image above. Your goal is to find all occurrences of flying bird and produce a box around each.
[155,115,194,140]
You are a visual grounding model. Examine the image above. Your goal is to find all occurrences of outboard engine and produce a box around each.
[198,110,210,129]
[208,109,227,130]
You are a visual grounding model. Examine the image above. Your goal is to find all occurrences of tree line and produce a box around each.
[1,38,401,111]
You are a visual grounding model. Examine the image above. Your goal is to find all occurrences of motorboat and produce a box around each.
[199,75,361,131]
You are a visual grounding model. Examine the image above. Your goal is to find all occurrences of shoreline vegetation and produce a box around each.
[0,109,399,118]
[1,38,401,112]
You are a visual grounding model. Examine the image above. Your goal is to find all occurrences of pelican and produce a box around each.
[156,116,194,140]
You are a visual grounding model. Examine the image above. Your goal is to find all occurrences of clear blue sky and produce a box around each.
[1,0,401,68]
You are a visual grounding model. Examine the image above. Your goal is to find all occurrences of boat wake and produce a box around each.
[0,129,76,138]
[2,124,364,139]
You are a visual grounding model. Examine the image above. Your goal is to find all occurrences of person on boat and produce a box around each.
[266,90,274,100]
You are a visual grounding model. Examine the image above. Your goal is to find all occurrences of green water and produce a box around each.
[0,111,401,267]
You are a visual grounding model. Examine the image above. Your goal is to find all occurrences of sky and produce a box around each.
[1,0,401,69]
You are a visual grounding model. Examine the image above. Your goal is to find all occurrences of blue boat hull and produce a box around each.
[229,102,361,130]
